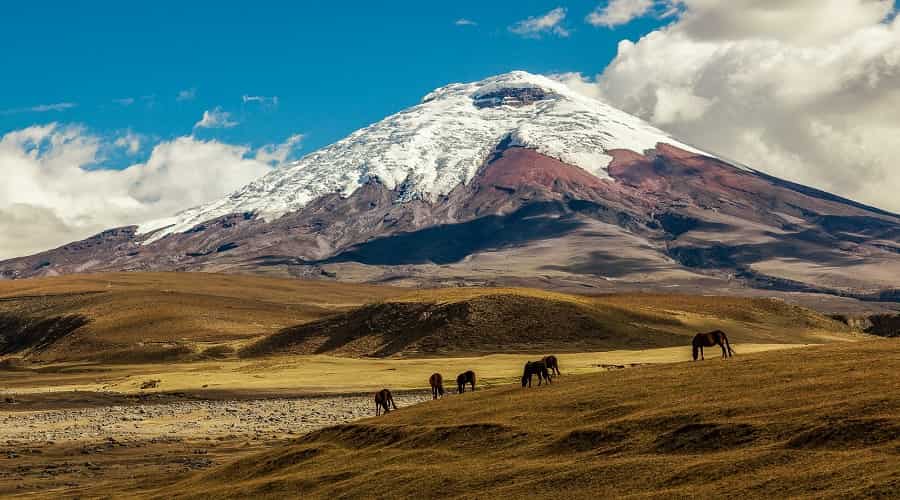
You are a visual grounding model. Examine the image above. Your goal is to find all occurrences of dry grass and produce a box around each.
[0,272,404,361]
[152,339,900,499]
[0,344,803,396]
[0,273,853,363]
[243,290,853,358]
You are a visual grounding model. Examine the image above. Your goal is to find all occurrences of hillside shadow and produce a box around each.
[323,202,584,265]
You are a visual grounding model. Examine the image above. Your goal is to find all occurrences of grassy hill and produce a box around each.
[160,339,900,499]
[0,273,403,362]
[241,288,852,358]
[0,273,853,362]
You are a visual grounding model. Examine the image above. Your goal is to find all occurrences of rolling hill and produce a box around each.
[0,273,856,363]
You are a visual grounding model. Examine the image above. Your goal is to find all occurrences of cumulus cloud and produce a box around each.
[0,123,302,258]
[568,0,900,213]
[586,0,656,27]
[510,7,570,38]
[455,18,477,26]
[194,107,238,129]
[255,134,304,165]
[176,88,196,101]
[1,102,77,115]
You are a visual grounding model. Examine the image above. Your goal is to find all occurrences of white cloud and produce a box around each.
[242,95,279,107]
[176,88,196,101]
[568,0,900,213]
[510,7,570,38]
[1,102,77,115]
[0,124,302,259]
[255,134,304,165]
[455,18,477,26]
[112,97,135,106]
[194,107,238,129]
[587,0,655,27]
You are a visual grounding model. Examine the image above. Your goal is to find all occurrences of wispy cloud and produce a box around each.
[242,95,279,107]
[510,7,570,38]
[255,133,304,165]
[1,102,77,115]
[114,131,142,155]
[586,0,668,28]
[112,97,135,106]
[194,107,238,129]
[455,18,477,26]
[176,88,196,102]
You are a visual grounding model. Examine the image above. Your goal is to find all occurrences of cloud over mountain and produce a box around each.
[0,124,301,258]
[567,0,900,213]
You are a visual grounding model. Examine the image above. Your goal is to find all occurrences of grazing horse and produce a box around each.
[542,355,560,376]
[692,330,735,361]
[374,388,397,416]
[522,360,552,387]
[429,373,445,399]
[456,370,476,394]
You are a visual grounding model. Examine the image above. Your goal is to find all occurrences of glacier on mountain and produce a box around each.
[138,71,707,241]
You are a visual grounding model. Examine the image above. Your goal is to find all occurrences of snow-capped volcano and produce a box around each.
[139,71,704,240]
[3,71,899,305]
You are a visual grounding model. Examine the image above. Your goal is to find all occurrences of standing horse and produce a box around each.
[429,373,445,399]
[692,330,735,361]
[456,370,476,393]
[374,388,397,416]
[542,355,560,376]
[522,360,552,387]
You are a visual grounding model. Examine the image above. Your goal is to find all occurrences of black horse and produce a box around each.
[542,355,560,376]
[457,370,476,393]
[521,360,552,387]
[374,388,397,416]
[692,330,735,361]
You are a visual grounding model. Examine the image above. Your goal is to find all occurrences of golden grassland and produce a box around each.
[149,339,900,499]
[0,272,858,362]
[0,343,805,396]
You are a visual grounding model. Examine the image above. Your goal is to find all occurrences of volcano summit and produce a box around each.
[2,72,898,304]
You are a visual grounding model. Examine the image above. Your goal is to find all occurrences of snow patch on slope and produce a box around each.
[138,71,708,241]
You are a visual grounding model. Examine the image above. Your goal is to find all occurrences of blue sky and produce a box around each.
[0,1,667,164]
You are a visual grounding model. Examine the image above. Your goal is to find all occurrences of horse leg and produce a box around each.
[700,345,705,360]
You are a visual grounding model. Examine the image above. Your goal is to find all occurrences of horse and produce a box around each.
[521,360,552,387]
[374,388,397,416]
[429,373,445,399]
[542,355,560,376]
[692,330,735,361]
[456,370,476,393]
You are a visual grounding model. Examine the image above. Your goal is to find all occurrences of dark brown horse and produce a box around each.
[542,355,560,376]
[429,373,445,399]
[692,330,735,361]
[522,360,552,387]
[457,370,476,393]
[374,388,397,416]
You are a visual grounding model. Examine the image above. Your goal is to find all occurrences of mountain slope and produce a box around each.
[1,72,898,304]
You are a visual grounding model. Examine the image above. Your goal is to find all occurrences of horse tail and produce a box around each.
[390,394,398,410]
[722,331,735,357]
